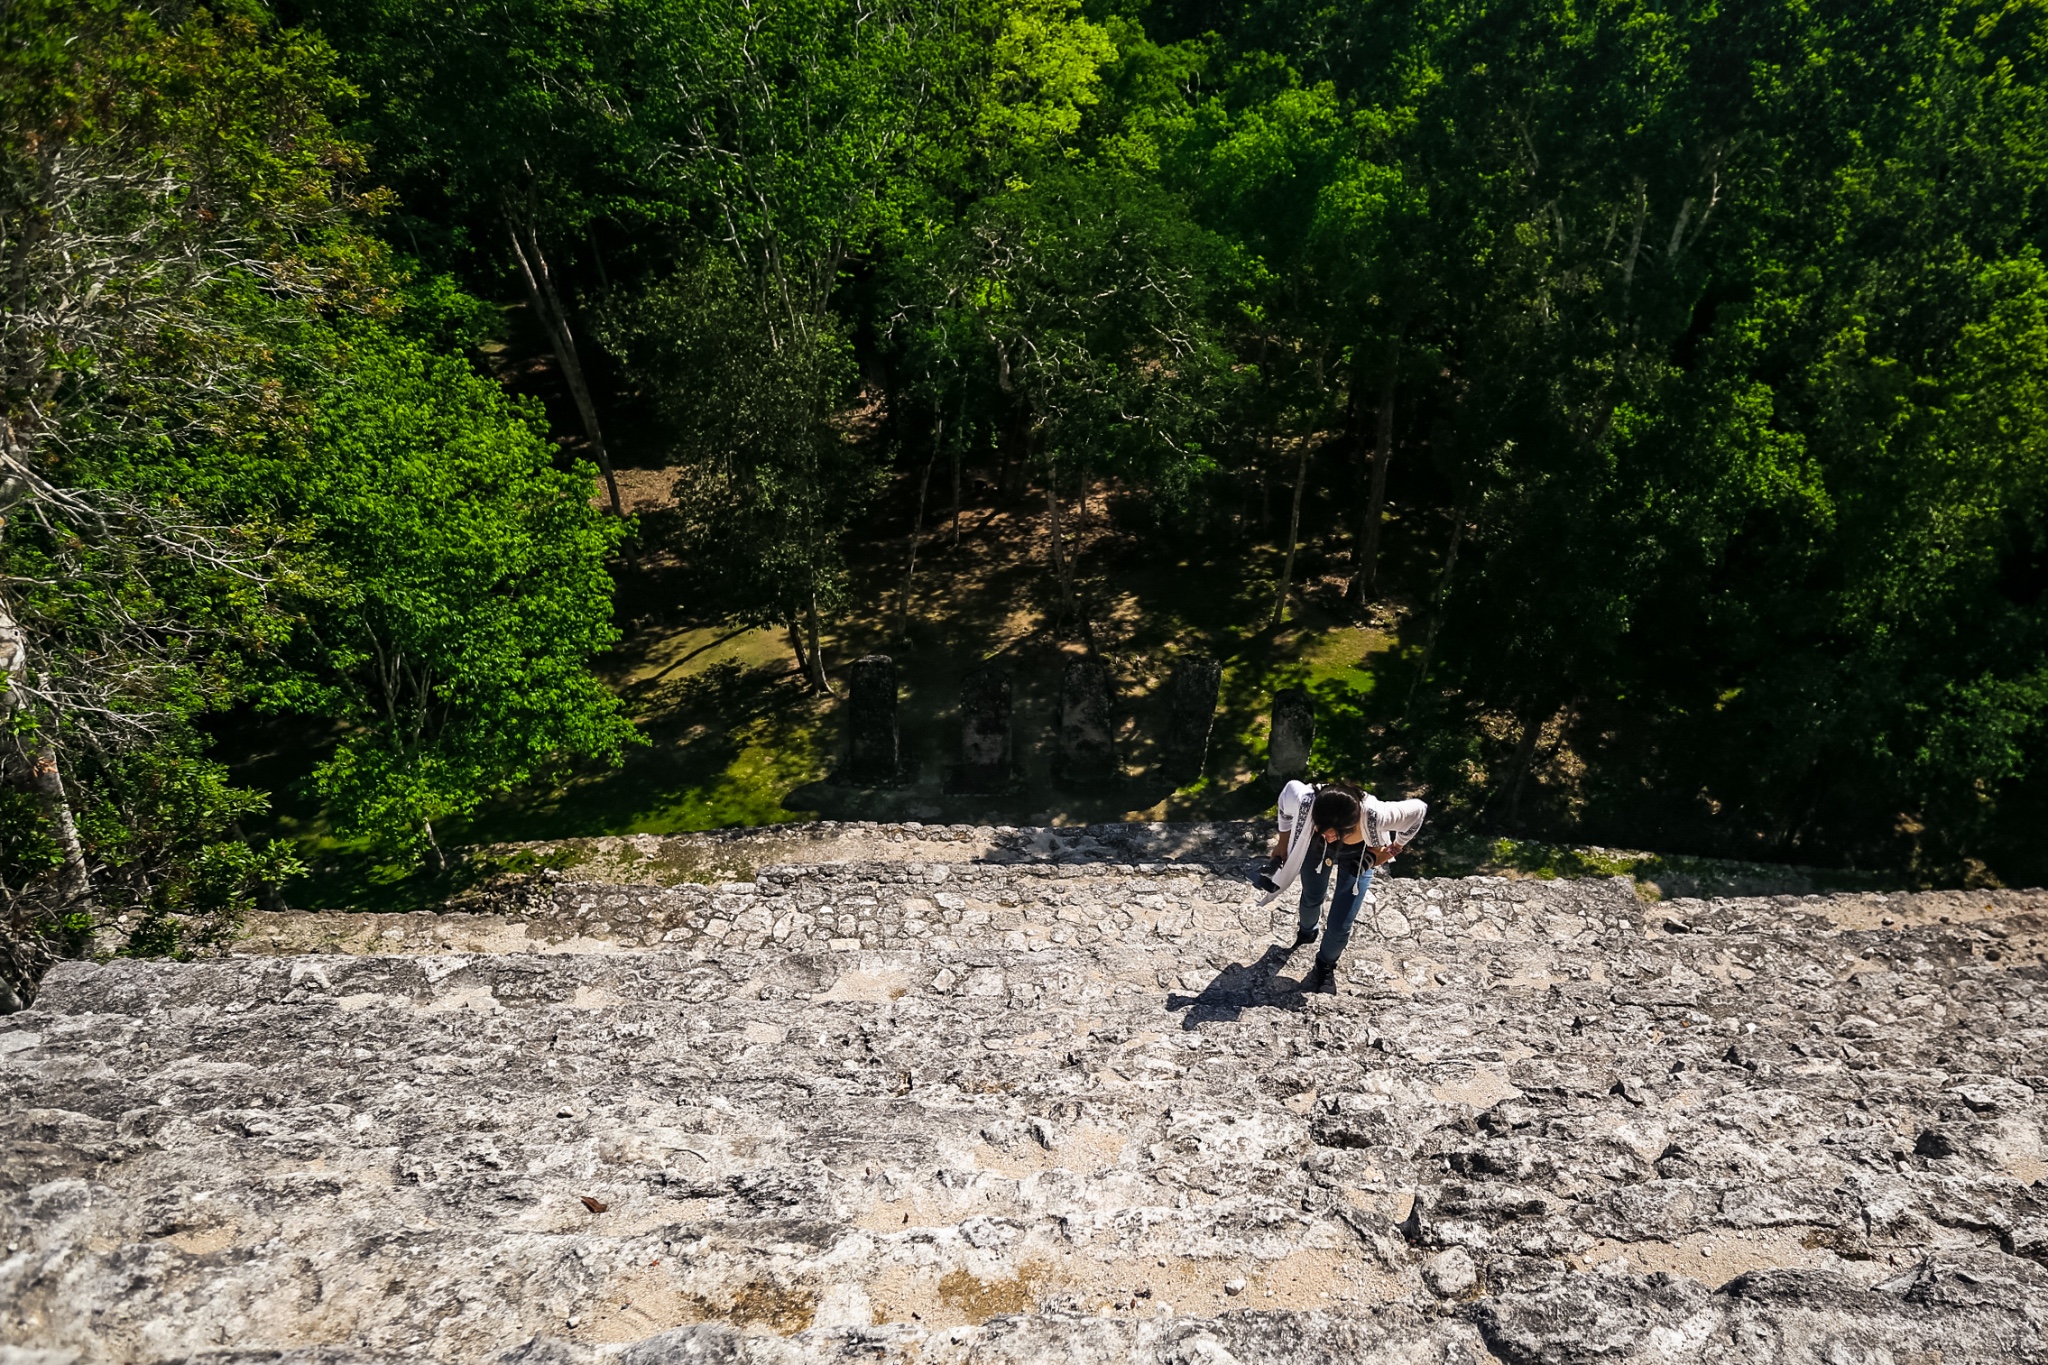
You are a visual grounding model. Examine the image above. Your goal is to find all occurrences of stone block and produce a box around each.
[952,667,1012,792]
[1057,657,1119,786]
[844,654,898,783]
[1164,654,1221,784]
[1268,686,1314,782]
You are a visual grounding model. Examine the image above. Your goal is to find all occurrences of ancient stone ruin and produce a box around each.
[1164,655,1222,785]
[840,654,1233,791]
[1057,657,1119,786]
[843,655,900,783]
[3,820,2045,1363]
[952,668,1012,794]
[1268,687,1315,782]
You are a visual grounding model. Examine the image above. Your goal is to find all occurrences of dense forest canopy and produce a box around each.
[3,0,2046,983]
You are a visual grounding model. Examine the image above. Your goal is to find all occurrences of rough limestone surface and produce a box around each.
[3,822,2047,1365]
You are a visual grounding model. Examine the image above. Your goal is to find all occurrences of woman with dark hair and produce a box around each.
[1254,779,1428,994]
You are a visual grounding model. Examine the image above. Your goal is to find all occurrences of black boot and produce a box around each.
[1304,960,1337,994]
[1293,926,1319,949]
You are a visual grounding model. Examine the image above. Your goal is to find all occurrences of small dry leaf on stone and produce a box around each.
[579,1196,607,1213]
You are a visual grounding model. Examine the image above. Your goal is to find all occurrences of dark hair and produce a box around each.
[1310,783,1363,835]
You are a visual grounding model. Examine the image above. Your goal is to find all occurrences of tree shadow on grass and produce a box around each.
[459,658,833,843]
[1164,944,1308,1028]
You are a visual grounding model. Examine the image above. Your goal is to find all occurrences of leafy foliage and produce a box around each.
[596,254,873,630]
[1,2,631,985]
[268,323,639,868]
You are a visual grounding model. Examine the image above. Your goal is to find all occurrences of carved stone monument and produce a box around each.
[1057,657,1118,786]
[1164,654,1222,784]
[952,667,1012,792]
[1267,686,1314,783]
[843,655,898,783]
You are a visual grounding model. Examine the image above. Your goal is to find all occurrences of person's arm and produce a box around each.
[1369,798,1429,863]
[1260,781,1310,887]
[1269,781,1311,861]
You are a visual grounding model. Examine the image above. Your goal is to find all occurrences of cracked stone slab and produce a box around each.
[3,862,2045,1363]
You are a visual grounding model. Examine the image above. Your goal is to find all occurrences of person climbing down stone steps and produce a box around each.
[1256,779,1428,994]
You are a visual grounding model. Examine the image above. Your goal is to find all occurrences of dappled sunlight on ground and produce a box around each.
[517,475,1416,835]
[229,469,1428,907]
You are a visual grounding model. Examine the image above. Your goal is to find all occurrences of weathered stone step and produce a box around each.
[465,821,1275,891]
[6,902,2046,1364]
[234,862,2048,965]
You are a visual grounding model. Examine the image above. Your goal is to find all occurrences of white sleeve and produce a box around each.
[1275,780,1314,834]
[1366,797,1428,846]
[1259,800,1318,906]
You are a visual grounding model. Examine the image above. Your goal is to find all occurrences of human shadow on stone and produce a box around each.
[1164,944,1308,1028]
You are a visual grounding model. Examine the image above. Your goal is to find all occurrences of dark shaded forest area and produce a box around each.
[3,0,2046,980]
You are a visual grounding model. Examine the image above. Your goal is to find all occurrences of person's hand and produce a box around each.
[1254,855,1283,894]
[1370,845,1397,867]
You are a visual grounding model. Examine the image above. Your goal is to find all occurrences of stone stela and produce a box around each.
[842,654,1315,790]
[844,655,900,783]
[953,666,1012,793]
[1056,657,1119,786]
[1165,655,1222,785]
[1267,686,1314,783]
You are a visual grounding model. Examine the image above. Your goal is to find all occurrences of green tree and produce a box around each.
[291,0,642,513]
[890,165,1236,637]
[258,322,639,870]
[0,0,376,946]
[596,254,873,690]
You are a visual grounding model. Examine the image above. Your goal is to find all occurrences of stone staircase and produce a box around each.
[3,824,2047,1363]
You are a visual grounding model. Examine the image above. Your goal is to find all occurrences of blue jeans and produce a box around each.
[1298,856,1375,967]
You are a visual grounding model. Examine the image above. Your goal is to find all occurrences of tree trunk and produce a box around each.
[998,404,1029,499]
[804,592,832,695]
[506,218,625,519]
[1,599,91,912]
[1349,338,1400,607]
[787,617,809,676]
[950,440,963,545]
[25,741,90,909]
[1403,505,1467,716]
[1503,702,1555,826]
[1045,474,1077,624]
[421,818,448,876]
[1518,702,1576,823]
[898,436,938,635]
[1268,442,1310,629]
